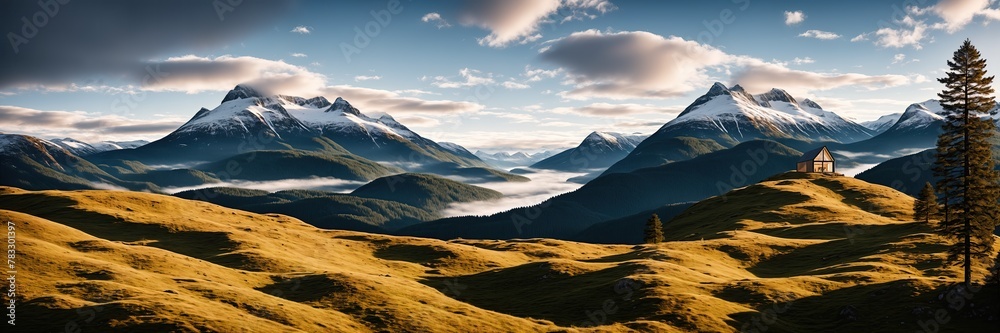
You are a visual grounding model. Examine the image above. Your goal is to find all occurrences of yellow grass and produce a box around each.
[1,172,997,332]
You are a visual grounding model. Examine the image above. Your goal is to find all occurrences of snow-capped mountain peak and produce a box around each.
[662,82,872,143]
[754,88,799,108]
[800,98,823,110]
[585,131,620,144]
[707,82,730,96]
[0,133,64,155]
[50,138,96,155]
[581,131,646,150]
[221,84,265,104]
[48,137,150,156]
[329,97,362,116]
[303,96,331,108]
[861,113,903,134]
[891,100,945,131]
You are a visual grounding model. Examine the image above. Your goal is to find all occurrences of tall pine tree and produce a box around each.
[914,182,939,223]
[933,39,1000,287]
[644,213,664,244]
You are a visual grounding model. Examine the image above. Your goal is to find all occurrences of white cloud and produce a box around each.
[136,55,484,116]
[784,10,806,25]
[793,57,815,65]
[452,0,616,48]
[478,110,537,123]
[539,30,730,100]
[877,16,929,49]
[431,129,584,151]
[321,85,484,115]
[290,26,311,34]
[429,68,496,88]
[522,66,563,82]
[290,53,307,58]
[421,12,452,28]
[393,115,441,127]
[138,55,327,96]
[855,16,929,49]
[798,30,841,40]
[911,0,1000,33]
[547,103,684,117]
[502,81,531,89]
[730,57,912,96]
[540,30,912,100]
[892,53,906,64]
[354,75,382,82]
[393,89,440,96]
[0,105,185,142]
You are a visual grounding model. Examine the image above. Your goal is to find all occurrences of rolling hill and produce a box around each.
[3,171,997,332]
[195,150,401,182]
[351,173,503,211]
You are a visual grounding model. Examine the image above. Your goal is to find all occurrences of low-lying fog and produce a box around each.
[440,169,589,217]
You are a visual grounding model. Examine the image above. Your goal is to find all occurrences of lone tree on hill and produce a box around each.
[914,182,939,223]
[644,213,664,244]
[932,39,1000,287]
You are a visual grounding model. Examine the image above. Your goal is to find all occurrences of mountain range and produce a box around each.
[860,112,903,134]
[473,150,558,169]
[3,82,998,244]
[91,85,488,172]
[50,138,149,156]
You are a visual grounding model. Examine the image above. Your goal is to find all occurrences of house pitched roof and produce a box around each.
[797,146,831,163]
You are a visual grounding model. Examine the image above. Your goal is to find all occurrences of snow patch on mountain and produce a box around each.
[891,100,945,131]
[49,138,150,156]
[0,133,61,155]
[862,113,903,134]
[583,131,646,150]
[92,140,149,151]
[438,142,474,156]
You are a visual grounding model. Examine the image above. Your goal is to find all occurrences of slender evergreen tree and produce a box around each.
[914,182,939,223]
[932,39,1000,287]
[644,213,664,244]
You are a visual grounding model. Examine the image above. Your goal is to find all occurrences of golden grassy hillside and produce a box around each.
[1,172,997,332]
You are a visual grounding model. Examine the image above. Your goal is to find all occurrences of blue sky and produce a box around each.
[1,0,999,151]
